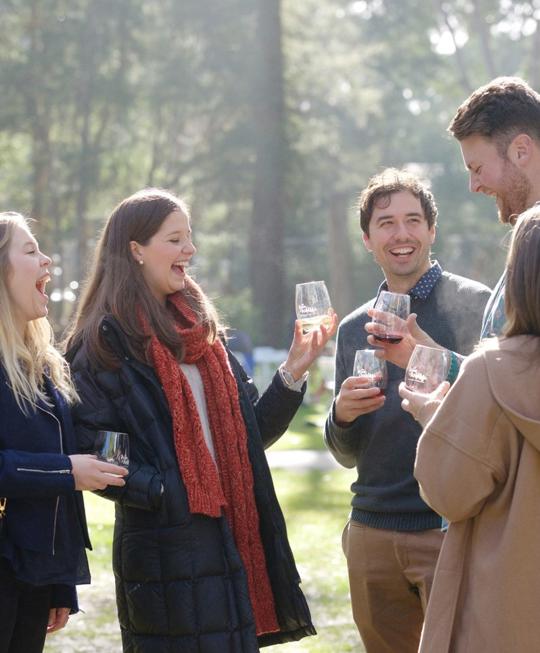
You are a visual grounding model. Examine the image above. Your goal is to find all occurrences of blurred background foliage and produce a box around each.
[1,0,537,345]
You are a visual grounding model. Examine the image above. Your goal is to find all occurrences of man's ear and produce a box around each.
[429,224,436,245]
[508,133,533,167]
[362,231,372,252]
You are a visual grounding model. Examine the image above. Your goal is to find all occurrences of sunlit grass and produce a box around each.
[271,399,333,451]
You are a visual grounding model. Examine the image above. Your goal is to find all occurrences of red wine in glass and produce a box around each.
[373,334,403,344]
[373,291,410,344]
[353,349,388,392]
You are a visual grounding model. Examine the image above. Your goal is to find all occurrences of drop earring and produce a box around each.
[139,259,144,266]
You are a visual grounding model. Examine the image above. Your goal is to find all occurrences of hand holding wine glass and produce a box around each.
[334,351,386,425]
[284,297,338,382]
[353,349,387,395]
[94,430,130,468]
[371,291,410,344]
[404,345,449,395]
[295,281,334,334]
[399,380,450,427]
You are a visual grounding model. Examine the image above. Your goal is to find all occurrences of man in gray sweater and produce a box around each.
[325,168,490,653]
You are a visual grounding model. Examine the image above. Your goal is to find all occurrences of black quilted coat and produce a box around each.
[68,317,316,653]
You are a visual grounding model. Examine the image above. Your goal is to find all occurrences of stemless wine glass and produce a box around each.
[405,345,449,395]
[94,430,130,469]
[372,291,411,343]
[295,281,333,334]
[353,349,387,393]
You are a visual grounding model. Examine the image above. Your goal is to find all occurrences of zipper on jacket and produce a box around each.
[16,468,71,474]
[35,403,66,555]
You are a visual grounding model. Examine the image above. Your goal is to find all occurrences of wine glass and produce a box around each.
[372,291,410,344]
[94,430,130,469]
[353,349,387,394]
[295,281,333,334]
[405,345,449,395]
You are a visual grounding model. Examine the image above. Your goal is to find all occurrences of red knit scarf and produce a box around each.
[146,293,279,636]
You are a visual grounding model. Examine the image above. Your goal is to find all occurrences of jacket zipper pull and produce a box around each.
[0,498,6,536]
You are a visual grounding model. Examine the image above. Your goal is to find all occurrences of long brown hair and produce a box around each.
[504,204,540,338]
[65,188,221,369]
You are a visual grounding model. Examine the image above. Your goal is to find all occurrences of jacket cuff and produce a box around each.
[50,584,79,613]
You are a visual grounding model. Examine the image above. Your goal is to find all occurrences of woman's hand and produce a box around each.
[399,381,450,427]
[282,309,338,381]
[47,607,70,634]
[69,454,128,491]
[365,311,442,369]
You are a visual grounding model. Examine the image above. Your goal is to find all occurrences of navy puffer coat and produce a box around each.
[68,317,316,652]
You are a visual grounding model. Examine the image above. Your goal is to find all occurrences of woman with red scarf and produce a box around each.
[65,188,336,652]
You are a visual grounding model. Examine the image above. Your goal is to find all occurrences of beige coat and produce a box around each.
[415,335,540,653]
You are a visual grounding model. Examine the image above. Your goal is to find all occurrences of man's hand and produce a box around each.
[334,376,385,425]
[365,310,442,369]
[399,381,450,427]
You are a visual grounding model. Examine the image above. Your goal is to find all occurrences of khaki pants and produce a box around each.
[342,520,443,653]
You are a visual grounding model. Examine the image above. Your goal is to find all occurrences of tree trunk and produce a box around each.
[249,0,287,346]
[328,193,354,319]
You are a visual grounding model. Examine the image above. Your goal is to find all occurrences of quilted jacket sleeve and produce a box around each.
[71,366,163,512]
[227,351,304,449]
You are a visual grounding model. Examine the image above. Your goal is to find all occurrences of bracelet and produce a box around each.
[446,350,460,385]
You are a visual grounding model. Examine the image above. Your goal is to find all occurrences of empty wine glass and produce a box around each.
[94,430,130,469]
[372,291,410,344]
[295,281,333,334]
[405,345,449,395]
[353,349,387,393]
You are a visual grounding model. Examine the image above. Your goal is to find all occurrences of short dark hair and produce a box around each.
[448,77,540,154]
[358,168,438,235]
[504,204,540,338]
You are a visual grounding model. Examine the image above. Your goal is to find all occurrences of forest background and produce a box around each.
[1,0,538,344]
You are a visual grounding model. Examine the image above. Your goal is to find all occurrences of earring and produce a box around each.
[139,259,144,266]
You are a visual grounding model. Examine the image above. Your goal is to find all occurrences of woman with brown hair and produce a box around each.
[0,212,126,653]
[413,203,540,652]
[65,188,336,652]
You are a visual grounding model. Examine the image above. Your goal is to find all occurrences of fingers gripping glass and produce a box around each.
[295,281,333,334]
[353,349,387,394]
[372,291,410,344]
[405,345,449,395]
[93,431,130,469]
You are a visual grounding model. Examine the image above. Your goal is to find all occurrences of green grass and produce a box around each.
[44,450,363,652]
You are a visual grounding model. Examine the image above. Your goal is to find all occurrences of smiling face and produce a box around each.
[363,190,435,293]
[6,224,52,333]
[460,133,532,224]
[130,209,196,304]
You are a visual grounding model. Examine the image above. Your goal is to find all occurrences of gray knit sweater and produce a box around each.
[325,270,491,531]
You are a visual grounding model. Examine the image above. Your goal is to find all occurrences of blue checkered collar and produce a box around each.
[378,261,443,301]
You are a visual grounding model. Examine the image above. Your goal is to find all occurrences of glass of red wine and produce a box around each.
[405,345,449,394]
[353,349,387,394]
[372,291,410,344]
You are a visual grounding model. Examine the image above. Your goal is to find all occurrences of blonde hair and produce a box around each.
[0,212,77,412]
